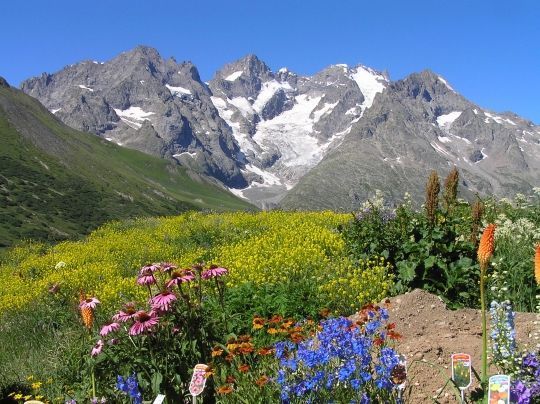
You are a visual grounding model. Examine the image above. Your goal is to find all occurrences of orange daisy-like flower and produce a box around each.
[269,315,283,324]
[535,244,540,285]
[211,346,224,357]
[257,347,275,356]
[238,342,254,355]
[252,316,265,329]
[238,364,250,373]
[267,327,278,335]
[477,224,496,265]
[289,332,304,343]
[217,385,233,394]
[255,375,270,387]
[226,375,236,384]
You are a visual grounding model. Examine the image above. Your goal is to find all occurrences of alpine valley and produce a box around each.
[21,46,540,209]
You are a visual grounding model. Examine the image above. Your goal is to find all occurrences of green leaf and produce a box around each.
[151,371,163,395]
[424,255,437,269]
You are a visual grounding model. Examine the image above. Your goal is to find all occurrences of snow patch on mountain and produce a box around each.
[348,66,387,114]
[224,71,243,81]
[165,84,191,96]
[78,85,94,92]
[114,106,155,129]
[437,111,462,131]
[252,80,293,114]
[437,76,455,92]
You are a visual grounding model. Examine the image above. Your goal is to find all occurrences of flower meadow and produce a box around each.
[0,171,539,403]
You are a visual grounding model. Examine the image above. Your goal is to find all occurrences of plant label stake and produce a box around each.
[488,375,510,404]
[189,364,209,403]
[451,353,472,403]
[152,394,166,404]
[392,355,407,404]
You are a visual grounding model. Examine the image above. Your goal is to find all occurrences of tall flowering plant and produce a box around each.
[89,262,229,401]
[275,304,404,403]
[477,224,495,389]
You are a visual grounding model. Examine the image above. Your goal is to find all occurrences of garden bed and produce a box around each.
[366,289,538,402]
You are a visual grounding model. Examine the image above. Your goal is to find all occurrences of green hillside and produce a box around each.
[0,82,255,247]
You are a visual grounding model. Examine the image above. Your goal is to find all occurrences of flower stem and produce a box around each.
[91,368,96,399]
[480,263,488,399]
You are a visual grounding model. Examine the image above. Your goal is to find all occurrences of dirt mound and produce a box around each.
[360,289,538,402]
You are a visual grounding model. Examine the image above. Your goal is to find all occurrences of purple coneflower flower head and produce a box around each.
[160,262,177,272]
[129,310,159,335]
[151,291,177,312]
[201,265,228,279]
[79,297,100,309]
[91,339,104,356]
[166,269,195,287]
[100,321,120,336]
[140,263,161,274]
[112,302,138,322]
[137,267,156,285]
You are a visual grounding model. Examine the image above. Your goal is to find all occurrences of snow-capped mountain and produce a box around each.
[208,55,389,205]
[20,46,540,209]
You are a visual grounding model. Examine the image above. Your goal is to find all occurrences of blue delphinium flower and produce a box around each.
[275,306,401,401]
[116,373,142,404]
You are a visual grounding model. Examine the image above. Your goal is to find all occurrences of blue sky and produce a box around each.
[2,0,539,123]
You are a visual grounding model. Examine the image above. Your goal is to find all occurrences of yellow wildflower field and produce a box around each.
[0,211,392,314]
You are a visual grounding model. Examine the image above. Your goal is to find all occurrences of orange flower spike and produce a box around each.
[535,244,540,285]
[477,224,496,265]
[80,306,94,329]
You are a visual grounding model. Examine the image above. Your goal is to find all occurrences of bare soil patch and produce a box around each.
[352,289,538,403]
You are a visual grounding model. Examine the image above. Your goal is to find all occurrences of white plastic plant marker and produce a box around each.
[451,353,472,402]
[189,363,209,403]
[488,374,511,404]
[152,394,165,404]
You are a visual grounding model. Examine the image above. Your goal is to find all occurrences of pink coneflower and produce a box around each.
[91,339,104,356]
[151,291,177,312]
[201,265,228,279]
[112,302,138,322]
[79,297,100,310]
[137,267,156,285]
[129,311,159,335]
[100,321,120,336]
[166,269,195,288]
[140,263,161,273]
[160,262,177,272]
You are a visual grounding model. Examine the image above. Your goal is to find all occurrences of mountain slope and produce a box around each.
[0,78,254,247]
[281,71,540,210]
[21,46,248,188]
[20,48,540,209]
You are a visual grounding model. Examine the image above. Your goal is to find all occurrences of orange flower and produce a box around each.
[225,354,234,362]
[226,375,236,384]
[217,385,233,394]
[255,375,270,387]
[252,316,265,329]
[257,347,275,356]
[238,335,252,343]
[289,332,304,343]
[477,224,496,265]
[535,244,540,285]
[269,315,283,324]
[80,306,94,329]
[267,327,278,335]
[211,346,224,357]
[238,364,250,373]
[238,342,254,355]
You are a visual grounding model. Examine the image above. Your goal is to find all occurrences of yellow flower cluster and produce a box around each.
[0,211,392,314]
